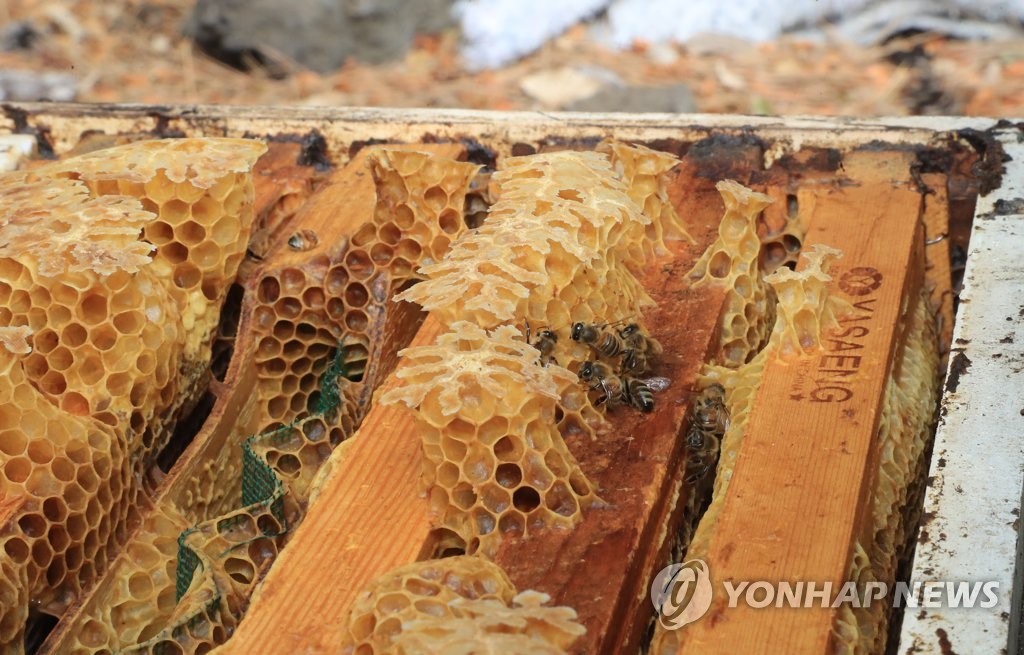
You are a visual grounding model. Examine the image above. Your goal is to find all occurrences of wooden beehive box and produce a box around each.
[0,104,1022,655]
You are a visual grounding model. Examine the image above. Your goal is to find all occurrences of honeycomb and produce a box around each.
[0,319,134,635]
[251,148,480,439]
[54,146,481,655]
[387,148,684,556]
[0,137,263,651]
[396,149,667,443]
[393,591,585,654]
[763,245,854,359]
[832,289,939,654]
[382,322,598,556]
[46,138,267,362]
[0,480,29,652]
[66,505,188,650]
[688,179,777,367]
[596,138,695,259]
[338,556,585,654]
[651,244,854,655]
[397,150,655,329]
[367,148,484,282]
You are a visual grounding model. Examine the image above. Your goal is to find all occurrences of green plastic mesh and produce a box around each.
[172,342,347,603]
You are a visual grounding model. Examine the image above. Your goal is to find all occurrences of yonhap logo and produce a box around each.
[651,560,999,630]
[650,559,713,630]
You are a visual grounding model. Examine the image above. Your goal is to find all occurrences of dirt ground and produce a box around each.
[3,0,1024,117]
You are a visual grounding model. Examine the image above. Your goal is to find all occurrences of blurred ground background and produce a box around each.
[2,0,1024,116]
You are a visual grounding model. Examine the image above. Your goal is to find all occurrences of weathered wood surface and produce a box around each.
[677,165,926,654]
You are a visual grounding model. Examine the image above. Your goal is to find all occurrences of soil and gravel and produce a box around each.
[1,0,1023,116]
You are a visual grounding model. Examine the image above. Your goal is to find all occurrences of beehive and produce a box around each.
[0,104,1002,655]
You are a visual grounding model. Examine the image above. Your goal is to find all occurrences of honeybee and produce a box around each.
[619,323,663,374]
[524,321,558,367]
[578,360,621,406]
[577,360,657,413]
[571,321,627,360]
[572,320,662,374]
[623,377,655,413]
[685,383,728,483]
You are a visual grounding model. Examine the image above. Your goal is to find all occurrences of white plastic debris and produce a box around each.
[598,0,861,48]
[454,0,611,70]
[457,0,1024,69]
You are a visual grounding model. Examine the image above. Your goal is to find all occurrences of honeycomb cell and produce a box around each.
[345,282,369,308]
[301,286,325,309]
[112,310,144,335]
[162,198,190,223]
[42,497,68,523]
[370,243,394,266]
[325,267,349,295]
[688,180,777,367]
[345,249,374,280]
[342,222,373,250]
[345,309,369,332]
[163,241,188,264]
[396,239,422,263]
[191,196,223,224]
[190,241,222,270]
[378,222,401,245]
[280,268,306,295]
[274,297,302,320]
[174,262,203,290]
[176,220,207,246]
[0,429,27,457]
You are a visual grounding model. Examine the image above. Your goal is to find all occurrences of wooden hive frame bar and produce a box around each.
[669,157,930,654]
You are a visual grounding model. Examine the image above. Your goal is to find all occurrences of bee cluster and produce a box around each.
[527,320,667,414]
[684,383,729,483]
